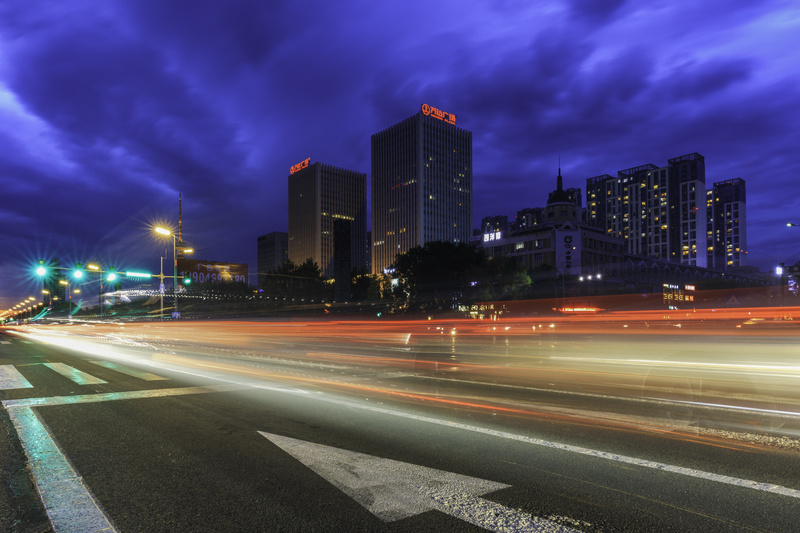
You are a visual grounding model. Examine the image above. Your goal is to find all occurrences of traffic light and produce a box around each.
[36,260,47,276]
[107,272,117,282]
[183,277,192,285]
[73,263,84,279]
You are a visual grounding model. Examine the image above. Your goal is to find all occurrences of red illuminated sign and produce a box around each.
[421,104,456,125]
[290,158,310,174]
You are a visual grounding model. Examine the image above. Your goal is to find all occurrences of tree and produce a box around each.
[391,241,530,311]
[261,259,330,302]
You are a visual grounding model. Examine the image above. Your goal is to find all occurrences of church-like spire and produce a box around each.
[557,155,563,191]
[548,155,572,205]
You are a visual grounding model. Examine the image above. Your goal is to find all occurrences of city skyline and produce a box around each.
[2,1,799,309]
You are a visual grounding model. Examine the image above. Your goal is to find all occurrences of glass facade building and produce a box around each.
[288,162,367,279]
[371,106,472,274]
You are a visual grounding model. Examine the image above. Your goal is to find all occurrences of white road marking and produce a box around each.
[2,385,241,533]
[89,360,168,381]
[2,385,242,409]
[1,340,11,344]
[300,393,800,500]
[260,431,580,532]
[0,365,33,390]
[42,363,106,385]
[5,406,117,533]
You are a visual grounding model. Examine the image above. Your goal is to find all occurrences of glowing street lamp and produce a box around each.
[153,227,193,316]
[155,227,178,318]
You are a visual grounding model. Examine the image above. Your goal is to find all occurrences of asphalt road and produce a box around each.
[2,322,800,532]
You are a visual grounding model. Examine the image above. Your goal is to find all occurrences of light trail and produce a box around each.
[9,314,800,448]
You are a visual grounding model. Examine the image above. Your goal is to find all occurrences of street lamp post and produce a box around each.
[155,227,179,319]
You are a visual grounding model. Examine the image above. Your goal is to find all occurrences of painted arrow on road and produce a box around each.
[259,431,582,532]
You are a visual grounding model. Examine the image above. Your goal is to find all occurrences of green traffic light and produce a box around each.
[36,260,47,276]
[183,277,192,285]
[107,273,117,281]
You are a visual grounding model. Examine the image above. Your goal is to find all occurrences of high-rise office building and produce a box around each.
[287,159,367,278]
[371,104,472,274]
[706,178,747,268]
[586,153,707,267]
[257,231,288,287]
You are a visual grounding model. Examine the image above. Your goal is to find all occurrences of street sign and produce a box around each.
[259,432,580,532]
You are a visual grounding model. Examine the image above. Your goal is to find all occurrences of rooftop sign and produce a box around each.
[421,104,456,125]
[290,158,310,174]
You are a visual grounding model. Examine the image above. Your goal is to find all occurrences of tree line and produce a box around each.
[259,241,531,313]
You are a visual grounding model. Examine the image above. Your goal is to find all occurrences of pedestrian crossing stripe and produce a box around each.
[90,360,168,381]
[0,362,168,390]
[42,363,107,385]
[0,365,33,389]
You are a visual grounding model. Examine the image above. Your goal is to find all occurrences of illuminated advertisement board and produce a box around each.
[662,283,695,307]
[482,231,502,242]
[421,104,456,125]
[290,158,310,175]
[178,259,248,284]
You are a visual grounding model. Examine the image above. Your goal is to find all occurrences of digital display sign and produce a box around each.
[178,259,248,284]
[290,158,310,174]
[662,283,695,307]
[421,104,456,125]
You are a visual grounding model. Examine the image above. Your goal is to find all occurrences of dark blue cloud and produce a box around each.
[1,0,798,308]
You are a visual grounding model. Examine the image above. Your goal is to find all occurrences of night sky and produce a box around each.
[2,0,799,310]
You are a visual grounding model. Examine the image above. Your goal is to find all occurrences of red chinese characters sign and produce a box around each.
[290,158,310,174]
[421,104,456,125]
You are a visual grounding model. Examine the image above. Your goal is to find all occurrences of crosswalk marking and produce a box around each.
[42,363,107,385]
[0,365,34,390]
[90,360,167,381]
[0,361,170,390]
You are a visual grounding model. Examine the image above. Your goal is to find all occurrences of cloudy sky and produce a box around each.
[2,0,799,310]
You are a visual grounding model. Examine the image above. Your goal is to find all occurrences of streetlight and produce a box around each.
[155,227,179,318]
